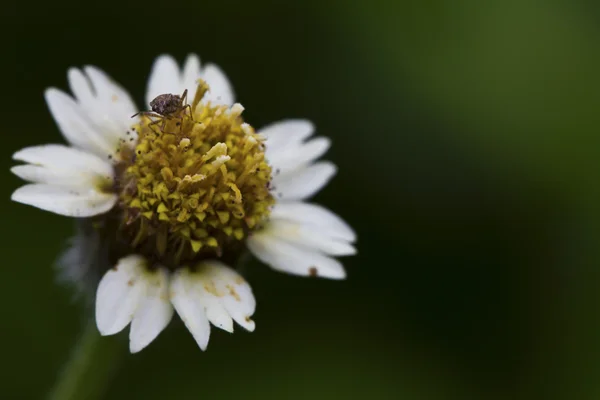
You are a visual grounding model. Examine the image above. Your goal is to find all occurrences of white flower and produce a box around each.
[11,54,356,353]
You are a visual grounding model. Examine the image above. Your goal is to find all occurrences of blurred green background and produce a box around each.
[4,0,600,398]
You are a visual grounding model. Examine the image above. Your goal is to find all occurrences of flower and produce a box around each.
[11,54,357,353]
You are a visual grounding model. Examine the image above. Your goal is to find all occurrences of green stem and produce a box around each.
[48,320,123,400]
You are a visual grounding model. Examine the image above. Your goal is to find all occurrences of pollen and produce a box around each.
[115,80,274,268]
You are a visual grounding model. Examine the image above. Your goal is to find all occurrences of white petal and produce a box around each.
[11,165,99,188]
[264,219,356,256]
[270,202,356,242]
[146,55,181,106]
[12,144,114,187]
[201,64,234,105]
[64,67,136,160]
[248,233,346,279]
[181,54,202,98]
[45,88,117,159]
[177,263,234,333]
[170,268,211,350]
[273,162,337,201]
[170,262,257,350]
[201,261,256,332]
[11,183,117,217]
[204,296,234,334]
[13,144,113,176]
[129,267,174,353]
[259,120,315,152]
[83,66,138,133]
[95,255,147,336]
[267,137,330,173]
[68,68,96,112]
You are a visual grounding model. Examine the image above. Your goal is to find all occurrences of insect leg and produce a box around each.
[148,118,164,135]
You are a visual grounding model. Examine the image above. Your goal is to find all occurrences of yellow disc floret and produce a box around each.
[116,80,274,268]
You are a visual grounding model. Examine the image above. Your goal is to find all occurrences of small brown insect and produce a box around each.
[150,93,184,115]
[132,89,192,134]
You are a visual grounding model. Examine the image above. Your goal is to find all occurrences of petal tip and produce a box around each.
[185,53,200,64]
[241,318,256,332]
[43,87,64,102]
[217,321,234,333]
[95,317,123,336]
[10,186,28,203]
[128,338,146,354]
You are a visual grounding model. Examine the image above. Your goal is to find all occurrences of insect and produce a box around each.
[132,89,192,134]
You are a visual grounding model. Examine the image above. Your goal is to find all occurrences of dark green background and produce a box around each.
[4,0,600,398]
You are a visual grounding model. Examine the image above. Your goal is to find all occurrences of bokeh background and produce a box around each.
[4,0,600,398]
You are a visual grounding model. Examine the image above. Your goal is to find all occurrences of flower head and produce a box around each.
[119,81,274,267]
[11,54,357,353]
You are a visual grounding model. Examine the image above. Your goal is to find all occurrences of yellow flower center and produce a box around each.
[115,80,274,268]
